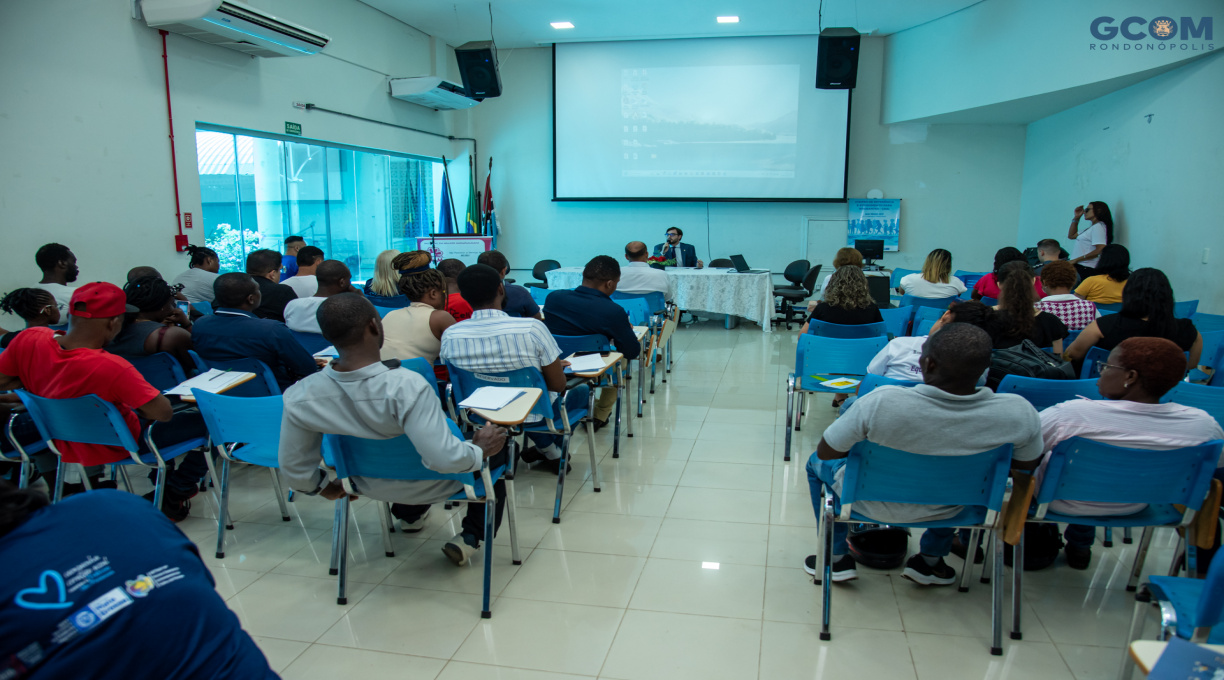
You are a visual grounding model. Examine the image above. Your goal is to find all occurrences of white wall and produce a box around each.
[1017,51,1224,313]
[0,0,470,325]
[475,38,1028,284]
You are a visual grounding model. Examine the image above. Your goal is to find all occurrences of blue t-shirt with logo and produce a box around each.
[280,254,298,282]
[0,491,277,679]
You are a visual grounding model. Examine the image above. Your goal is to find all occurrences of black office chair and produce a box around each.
[523,259,561,289]
[774,259,811,293]
[773,265,822,330]
[708,258,734,268]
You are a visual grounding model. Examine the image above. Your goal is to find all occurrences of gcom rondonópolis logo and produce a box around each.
[1090,16,1214,51]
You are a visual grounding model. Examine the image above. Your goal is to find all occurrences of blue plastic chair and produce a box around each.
[612,291,667,315]
[898,294,958,312]
[1189,312,1224,334]
[1030,437,1221,595]
[1079,346,1110,379]
[3,410,48,489]
[190,353,281,397]
[323,421,518,616]
[447,364,596,524]
[911,305,948,334]
[1189,330,1224,382]
[1095,302,1123,314]
[857,374,920,397]
[879,306,913,339]
[290,330,331,354]
[1166,382,1224,429]
[191,301,213,315]
[373,305,397,318]
[14,391,208,509]
[890,268,919,289]
[784,334,888,461]
[980,297,998,307]
[914,318,936,337]
[815,441,1014,655]
[612,297,652,326]
[1174,300,1199,318]
[955,270,989,292]
[191,391,290,559]
[1119,531,1224,680]
[398,357,440,399]
[125,352,189,391]
[807,320,888,339]
[365,293,409,309]
[995,376,1102,412]
[529,286,553,308]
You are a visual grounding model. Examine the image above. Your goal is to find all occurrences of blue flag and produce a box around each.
[437,177,456,235]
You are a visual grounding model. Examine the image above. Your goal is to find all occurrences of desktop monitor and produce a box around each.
[855,239,884,261]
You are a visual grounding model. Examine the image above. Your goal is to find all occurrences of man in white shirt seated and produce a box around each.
[617,241,670,298]
[283,246,323,299]
[284,260,356,334]
[806,323,1042,585]
[34,242,79,309]
[278,293,508,567]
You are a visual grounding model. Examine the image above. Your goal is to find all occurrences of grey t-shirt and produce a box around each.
[821,384,1043,523]
[172,268,219,303]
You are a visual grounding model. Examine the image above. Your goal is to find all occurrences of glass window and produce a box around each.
[194,127,443,278]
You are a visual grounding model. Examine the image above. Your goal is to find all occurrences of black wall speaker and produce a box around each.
[454,41,502,100]
[816,28,861,90]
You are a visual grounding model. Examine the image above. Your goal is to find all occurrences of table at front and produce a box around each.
[545,267,774,332]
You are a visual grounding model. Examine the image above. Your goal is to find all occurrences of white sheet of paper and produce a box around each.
[458,387,527,411]
[314,346,338,357]
[565,354,608,373]
[164,369,255,396]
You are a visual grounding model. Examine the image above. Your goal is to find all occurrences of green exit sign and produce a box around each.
[285,121,302,136]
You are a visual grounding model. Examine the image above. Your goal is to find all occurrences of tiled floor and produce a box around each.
[169,320,1175,679]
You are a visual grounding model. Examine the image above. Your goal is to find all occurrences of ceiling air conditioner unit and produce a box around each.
[390,76,479,110]
[142,0,330,57]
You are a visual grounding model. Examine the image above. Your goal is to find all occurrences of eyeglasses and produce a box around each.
[665,232,679,237]
[1096,360,1127,374]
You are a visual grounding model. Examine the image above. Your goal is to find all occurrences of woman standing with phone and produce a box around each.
[1068,201,1114,280]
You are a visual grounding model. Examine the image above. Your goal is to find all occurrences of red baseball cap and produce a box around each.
[69,282,138,318]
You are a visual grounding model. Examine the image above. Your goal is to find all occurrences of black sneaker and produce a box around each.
[519,446,546,464]
[803,554,858,582]
[540,456,573,476]
[143,489,195,523]
[901,554,957,586]
[1065,544,1092,570]
[950,536,985,564]
[592,418,610,432]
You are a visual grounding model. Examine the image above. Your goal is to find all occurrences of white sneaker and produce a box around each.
[397,507,430,533]
[442,534,478,566]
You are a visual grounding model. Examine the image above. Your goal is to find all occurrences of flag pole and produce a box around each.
[442,156,460,237]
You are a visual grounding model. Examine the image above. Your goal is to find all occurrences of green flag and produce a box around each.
[465,156,480,234]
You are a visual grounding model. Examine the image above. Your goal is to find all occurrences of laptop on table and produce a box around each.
[728,254,770,274]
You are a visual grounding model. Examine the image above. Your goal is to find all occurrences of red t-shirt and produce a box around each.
[446,293,473,322]
[0,327,161,465]
[973,273,1045,300]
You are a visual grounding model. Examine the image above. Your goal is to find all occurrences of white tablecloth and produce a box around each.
[545,267,774,332]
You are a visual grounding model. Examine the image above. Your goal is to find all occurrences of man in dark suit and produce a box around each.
[652,227,703,268]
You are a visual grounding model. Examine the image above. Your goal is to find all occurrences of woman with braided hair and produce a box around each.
[172,244,221,303]
[0,288,61,349]
[380,251,457,380]
[106,275,194,369]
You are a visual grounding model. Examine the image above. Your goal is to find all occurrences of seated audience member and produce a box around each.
[33,242,79,309]
[802,265,882,334]
[1065,268,1202,370]
[973,247,1045,301]
[107,276,194,369]
[381,252,456,380]
[805,323,1043,584]
[283,245,324,299]
[0,484,280,678]
[1068,201,1113,280]
[653,227,703,268]
[899,249,966,299]
[245,248,299,322]
[1074,243,1129,304]
[616,241,670,298]
[191,273,321,391]
[1032,238,1064,277]
[0,288,60,349]
[285,260,355,334]
[543,256,642,430]
[1037,337,1224,569]
[819,247,864,295]
[0,283,209,520]
[173,244,221,304]
[478,250,543,319]
[1037,260,1099,331]
[279,293,507,565]
[441,264,584,474]
[280,235,305,281]
[437,258,474,322]
[363,248,403,300]
[992,261,1068,353]
[126,266,164,283]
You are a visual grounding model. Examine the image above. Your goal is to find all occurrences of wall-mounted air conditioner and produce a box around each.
[389,76,479,111]
[142,0,330,57]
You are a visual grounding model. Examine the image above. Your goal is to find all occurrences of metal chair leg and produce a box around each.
[269,468,290,521]
[336,496,350,605]
[1118,589,1151,680]
[1168,535,1186,577]
[1123,527,1134,544]
[820,502,834,641]
[52,457,65,503]
[552,434,569,524]
[611,379,622,459]
[784,378,795,462]
[1126,527,1154,592]
[1011,533,1024,640]
[506,438,522,565]
[1104,527,1114,548]
[329,498,343,576]
[202,453,233,529]
[377,501,395,557]
[991,530,1004,655]
[981,536,994,585]
[215,457,231,559]
[797,393,806,430]
[959,529,980,592]
[384,502,396,532]
[587,417,601,492]
[481,499,494,618]
[813,490,826,586]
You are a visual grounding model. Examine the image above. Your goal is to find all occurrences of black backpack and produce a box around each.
[987,339,1075,390]
[1003,522,1066,571]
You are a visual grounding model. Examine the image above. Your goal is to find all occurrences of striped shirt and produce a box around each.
[439,309,561,373]
[1037,399,1224,516]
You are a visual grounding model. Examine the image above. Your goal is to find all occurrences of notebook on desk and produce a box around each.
[164,369,256,397]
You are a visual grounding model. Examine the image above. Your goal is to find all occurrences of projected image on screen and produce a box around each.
[555,36,850,201]
[620,65,799,179]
